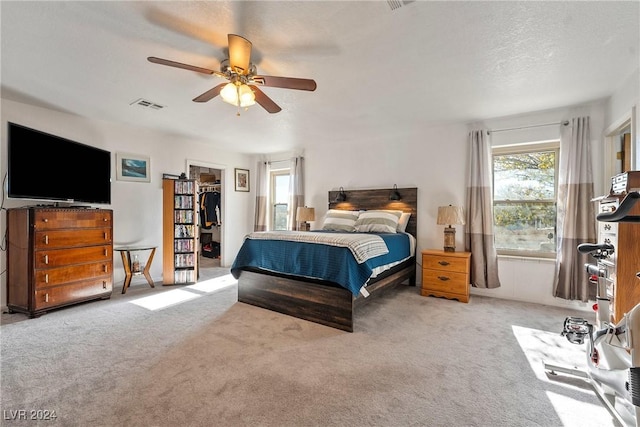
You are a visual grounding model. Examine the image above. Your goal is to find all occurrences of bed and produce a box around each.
[231,187,417,332]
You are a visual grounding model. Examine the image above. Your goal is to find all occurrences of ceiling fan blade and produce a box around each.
[228,34,252,75]
[148,57,216,75]
[252,75,317,91]
[193,83,227,102]
[251,86,282,114]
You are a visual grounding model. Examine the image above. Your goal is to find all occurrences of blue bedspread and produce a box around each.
[231,231,411,295]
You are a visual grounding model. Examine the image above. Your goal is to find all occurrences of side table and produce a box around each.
[114,246,157,294]
[421,249,472,303]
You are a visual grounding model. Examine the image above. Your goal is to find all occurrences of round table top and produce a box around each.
[114,246,157,252]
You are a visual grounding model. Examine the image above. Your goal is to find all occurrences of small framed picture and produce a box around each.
[116,152,150,182]
[234,168,250,192]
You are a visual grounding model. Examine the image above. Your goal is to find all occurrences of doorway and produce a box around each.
[604,108,635,191]
[186,160,226,276]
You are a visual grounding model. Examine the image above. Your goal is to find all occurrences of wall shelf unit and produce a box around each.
[163,178,198,284]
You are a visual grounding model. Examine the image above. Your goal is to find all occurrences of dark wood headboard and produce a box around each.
[327,187,418,237]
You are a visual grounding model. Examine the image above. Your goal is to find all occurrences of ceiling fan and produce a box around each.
[148,34,317,115]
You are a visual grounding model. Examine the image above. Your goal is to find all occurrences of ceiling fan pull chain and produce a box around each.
[236,85,241,116]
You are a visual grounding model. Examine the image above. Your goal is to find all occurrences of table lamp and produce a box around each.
[296,206,315,231]
[437,205,465,252]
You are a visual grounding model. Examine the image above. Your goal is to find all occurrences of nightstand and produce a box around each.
[421,250,472,303]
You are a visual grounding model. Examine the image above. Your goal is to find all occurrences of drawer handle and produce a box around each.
[437,276,450,281]
[104,248,108,257]
[43,218,48,223]
[44,235,49,245]
[104,218,108,222]
[104,232,108,240]
[45,273,49,284]
[44,254,49,265]
[438,261,450,266]
[104,265,108,273]
[44,293,49,303]
[103,281,107,289]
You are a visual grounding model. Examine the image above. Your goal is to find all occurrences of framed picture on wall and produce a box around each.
[116,152,150,182]
[234,168,249,192]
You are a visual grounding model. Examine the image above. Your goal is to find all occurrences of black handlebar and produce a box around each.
[577,243,614,255]
[596,191,640,223]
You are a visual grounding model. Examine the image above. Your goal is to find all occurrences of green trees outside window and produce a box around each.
[493,146,558,256]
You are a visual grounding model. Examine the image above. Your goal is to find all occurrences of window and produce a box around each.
[492,142,559,257]
[270,167,291,230]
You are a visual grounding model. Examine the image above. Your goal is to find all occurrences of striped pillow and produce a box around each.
[354,210,402,233]
[321,210,360,232]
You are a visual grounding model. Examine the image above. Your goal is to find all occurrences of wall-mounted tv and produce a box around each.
[7,122,112,205]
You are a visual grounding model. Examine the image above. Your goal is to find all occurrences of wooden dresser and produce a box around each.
[421,249,472,303]
[7,207,113,317]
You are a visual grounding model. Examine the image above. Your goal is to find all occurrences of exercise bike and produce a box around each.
[544,191,640,427]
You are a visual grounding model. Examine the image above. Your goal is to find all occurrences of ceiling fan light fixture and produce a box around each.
[221,82,255,107]
[238,84,256,106]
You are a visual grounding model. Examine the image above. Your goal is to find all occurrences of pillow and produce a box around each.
[354,210,401,233]
[397,212,411,233]
[360,210,409,232]
[321,210,360,232]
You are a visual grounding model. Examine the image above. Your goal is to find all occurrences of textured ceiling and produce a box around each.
[1,1,638,154]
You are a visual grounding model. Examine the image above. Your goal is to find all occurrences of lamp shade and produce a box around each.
[296,207,316,222]
[436,205,465,226]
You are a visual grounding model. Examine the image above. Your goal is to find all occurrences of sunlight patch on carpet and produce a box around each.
[545,390,614,427]
[186,274,237,293]
[512,325,589,383]
[129,289,201,311]
[512,325,613,426]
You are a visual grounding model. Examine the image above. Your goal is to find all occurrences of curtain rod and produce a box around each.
[488,120,569,134]
[266,156,304,165]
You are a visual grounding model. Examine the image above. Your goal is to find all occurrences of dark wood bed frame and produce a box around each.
[236,187,418,332]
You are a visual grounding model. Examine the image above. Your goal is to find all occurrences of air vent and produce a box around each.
[130,98,165,110]
[387,0,414,11]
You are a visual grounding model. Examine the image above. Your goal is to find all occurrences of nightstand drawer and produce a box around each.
[422,269,468,294]
[422,255,468,273]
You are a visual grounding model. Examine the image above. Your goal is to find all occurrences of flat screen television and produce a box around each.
[7,122,112,205]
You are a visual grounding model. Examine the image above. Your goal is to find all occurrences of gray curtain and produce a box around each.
[553,117,596,301]
[465,130,501,288]
[288,157,304,230]
[254,161,269,231]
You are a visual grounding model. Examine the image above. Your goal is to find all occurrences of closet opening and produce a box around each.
[187,160,225,277]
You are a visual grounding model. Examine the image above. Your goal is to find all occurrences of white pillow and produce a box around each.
[354,210,401,233]
[397,212,411,232]
[321,210,360,232]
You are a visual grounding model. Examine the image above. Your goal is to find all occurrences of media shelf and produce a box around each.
[163,178,198,285]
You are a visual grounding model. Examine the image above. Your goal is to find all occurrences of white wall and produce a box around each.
[604,67,639,168]
[0,98,254,308]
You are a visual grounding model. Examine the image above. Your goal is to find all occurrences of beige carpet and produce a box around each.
[1,268,616,427]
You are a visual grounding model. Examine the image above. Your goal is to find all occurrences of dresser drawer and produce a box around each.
[422,269,468,294]
[422,255,468,273]
[35,262,111,288]
[34,245,113,268]
[33,210,112,230]
[34,278,112,310]
[34,228,112,249]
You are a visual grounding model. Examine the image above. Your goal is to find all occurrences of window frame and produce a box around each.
[492,140,560,259]
[269,167,291,231]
